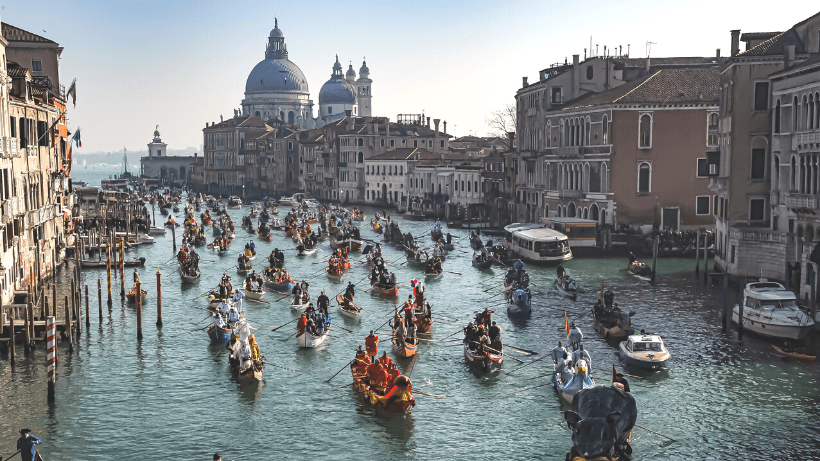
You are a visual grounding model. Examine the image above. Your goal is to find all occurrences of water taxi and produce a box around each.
[502,223,572,264]
[619,334,670,370]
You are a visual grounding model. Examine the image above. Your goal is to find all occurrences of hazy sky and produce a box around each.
[3,1,818,152]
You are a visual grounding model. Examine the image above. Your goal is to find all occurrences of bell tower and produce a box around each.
[356,59,372,117]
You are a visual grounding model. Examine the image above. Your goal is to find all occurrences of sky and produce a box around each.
[3,0,818,153]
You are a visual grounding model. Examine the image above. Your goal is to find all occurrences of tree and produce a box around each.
[485,104,517,150]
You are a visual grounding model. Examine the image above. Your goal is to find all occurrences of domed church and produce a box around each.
[240,19,373,129]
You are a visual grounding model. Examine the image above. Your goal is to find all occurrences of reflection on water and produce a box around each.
[0,186,817,458]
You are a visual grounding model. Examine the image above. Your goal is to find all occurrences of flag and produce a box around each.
[66,142,72,174]
[67,79,77,107]
[564,311,569,338]
[72,128,82,148]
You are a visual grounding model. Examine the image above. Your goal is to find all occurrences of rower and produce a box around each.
[233,288,245,312]
[475,326,490,355]
[488,321,501,341]
[380,351,394,369]
[365,330,379,362]
[572,344,592,369]
[344,282,355,305]
[291,282,302,304]
[628,251,636,265]
[568,322,584,350]
[554,352,571,383]
[352,346,371,375]
[394,317,406,344]
[464,322,477,349]
[296,314,307,335]
[214,311,227,329]
[557,263,565,279]
[317,290,330,316]
[227,307,240,325]
[568,279,577,290]
[551,341,566,364]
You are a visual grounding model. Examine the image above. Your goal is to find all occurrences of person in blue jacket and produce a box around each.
[16,429,42,461]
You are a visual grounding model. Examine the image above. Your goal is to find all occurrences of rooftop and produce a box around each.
[1,23,58,44]
[738,29,806,57]
[367,147,438,161]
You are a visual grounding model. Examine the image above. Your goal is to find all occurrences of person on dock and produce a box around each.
[568,323,583,350]
[365,330,379,362]
[16,429,42,461]
[551,341,566,364]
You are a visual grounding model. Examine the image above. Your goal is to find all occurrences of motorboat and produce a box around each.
[149,226,167,236]
[139,234,155,245]
[732,280,814,340]
[618,334,670,370]
[227,196,243,209]
[303,198,320,208]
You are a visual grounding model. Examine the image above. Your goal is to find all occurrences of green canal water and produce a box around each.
[0,169,818,460]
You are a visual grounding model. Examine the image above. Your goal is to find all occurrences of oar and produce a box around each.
[258,360,302,374]
[635,424,677,442]
[508,381,553,395]
[526,372,554,381]
[466,341,524,363]
[331,382,353,391]
[505,345,539,355]
[271,318,298,331]
[334,324,355,334]
[506,354,552,374]
[444,270,462,275]
[326,360,354,382]
[1,450,21,461]
[593,366,642,380]
[416,391,445,398]
[195,314,213,325]
[442,327,465,339]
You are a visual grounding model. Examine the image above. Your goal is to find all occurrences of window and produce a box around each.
[413,140,418,147]
[31,59,42,72]
[774,99,781,133]
[357,138,363,147]
[754,82,769,111]
[602,115,609,144]
[751,149,765,179]
[9,117,15,137]
[440,140,444,148]
[551,87,562,103]
[697,158,709,177]
[380,139,385,147]
[390,140,395,147]
[639,114,652,148]
[638,162,651,193]
[696,196,710,215]
[749,198,765,221]
[730,245,736,264]
[793,96,799,131]
[328,106,333,114]
[586,66,594,80]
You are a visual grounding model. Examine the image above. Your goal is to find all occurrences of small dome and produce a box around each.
[319,77,356,105]
[346,63,356,79]
[269,18,283,38]
[332,54,342,72]
[359,60,369,75]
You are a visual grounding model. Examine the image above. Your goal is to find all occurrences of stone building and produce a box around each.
[200,116,271,197]
[710,12,820,282]
[1,23,71,304]
[139,127,195,185]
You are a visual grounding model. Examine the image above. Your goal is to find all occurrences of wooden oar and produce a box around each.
[270,318,298,331]
[593,366,642,379]
[279,331,299,341]
[526,372,554,381]
[258,360,301,374]
[326,360,354,382]
[416,391,445,398]
[445,271,462,275]
[505,345,539,355]
[333,324,355,334]
[331,382,353,391]
[635,424,677,442]
[442,327,465,339]
[506,354,552,374]
[466,341,524,363]
[508,381,553,395]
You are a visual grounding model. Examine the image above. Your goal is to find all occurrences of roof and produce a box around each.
[204,116,271,131]
[615,57,725,67]
[367,148,437,161]
[561,67,720,110]
[770,54,820,79]
[1,23,58,44]
[541,217,598,224]
[6,61,28,79]
[745,281,796,300]
[737,29,806,56]
[741,32,781,41]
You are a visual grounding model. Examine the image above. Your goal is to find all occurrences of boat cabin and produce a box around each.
[540,217,599,248]
[503,223,572,264]
[624,335,665,353]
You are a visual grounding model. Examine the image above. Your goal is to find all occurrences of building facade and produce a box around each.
[201,116,271,197]
[139,127,195,185]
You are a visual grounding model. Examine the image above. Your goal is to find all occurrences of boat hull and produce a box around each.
[732,308,814,340]
[296,328,330,348]
[392,338,418,358]
[207,324,233,344]
[618,342,668,370]
[463,344,502,372]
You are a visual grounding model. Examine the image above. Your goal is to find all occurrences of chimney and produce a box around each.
[433,119,440,134]
[443,121,447,135]
[716,48,721,58]
[730,29,740,57]
[426,116,430,128]
[645,57,650,72]
[572,54,580,99]
[433,119,440,151]
[522,76,528,88]
[785,44,795,69]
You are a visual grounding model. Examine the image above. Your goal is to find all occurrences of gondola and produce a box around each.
[424,269,443,279]
[326,266,344,282]
[431,228,443,241]
[336,294,361,318]
[506,287,532,318]
[554,277,578,300]
[178,266,200,283]
[228,337,264,383]
[297,244,317,256]
[471,253,493,270]
[469,232,483,250]
[296,320,331,348]
[391,333,418,358]
[464,343,502,372]
[126,284,148,302]
[628,261,653,281]
[206,322,233,344]
[370,281,399,297]
[351,369,415,414]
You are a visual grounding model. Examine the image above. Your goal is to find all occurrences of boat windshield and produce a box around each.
[758,299,800,310]
[633,342,663,352]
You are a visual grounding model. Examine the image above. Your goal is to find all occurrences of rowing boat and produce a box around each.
[326,266,344,282]
[178,266,200,283]
[464,343,502,372]
[296,322,331,348]
[554,277,578,300]
[391,334,418,358]
[290,294,312,312]
[370,281,399,297]
[336,294,361,318]
[351,369,415,414]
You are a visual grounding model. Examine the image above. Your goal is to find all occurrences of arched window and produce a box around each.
[454,180,459,192]
[639,114,652,148]
[816,92,820,128]
[791,156,797,190]
[638,162,651,193]
[602,115,609,144]
[804,95,809,130]
[357,152,363,163]
[590,203,599,221]
[545,203,550,217]
[280,111,285,120]
[560,119,565,146]
[255,111,260,117]
[601,208,607,225]
[288,111,295,125]
[586,66,594,80]
[601,163,609,193]
[380,139,385,147]
[586,118,591,145]
[773,156,780,191]
[793,96,799,131]
[358,138,364,147]
[810,94,815,130]
[774,99,781,133]
[583,207,588,219]
[568,202,576,217]
[475,181,478,193]
[467,181,471,192]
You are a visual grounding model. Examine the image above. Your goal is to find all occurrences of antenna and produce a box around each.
[646,41,657,58]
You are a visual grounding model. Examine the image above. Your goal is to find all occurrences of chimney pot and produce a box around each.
[716,48,721,58]
[522,76,528,87]
[443,121,447,135]
[730,29,741,57]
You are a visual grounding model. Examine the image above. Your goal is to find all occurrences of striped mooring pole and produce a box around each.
[47,316,56,403]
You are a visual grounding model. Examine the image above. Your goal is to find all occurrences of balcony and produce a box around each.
[786,193,820,211]
[794,129,820,153]
[770,190,781,206]
[559,189,583,199]
[709,176,729,192]
[558,146,581,157]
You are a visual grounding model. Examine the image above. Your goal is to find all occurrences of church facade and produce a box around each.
[240,19,372,129]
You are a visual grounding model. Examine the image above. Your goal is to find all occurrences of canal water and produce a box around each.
[1,170,818,460]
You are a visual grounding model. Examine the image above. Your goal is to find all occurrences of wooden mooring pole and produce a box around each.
[106,238,112,305]
[703,234,709,284]
[651,234,659,283]
[85,285,90,327]
[98,278,103,322]
[9,315,15,366]
[23,302,31,355]
[136,278,143,341]
[64,296,73,352]
[119,238,125,298]
[156,268,163,327]
[695,230,701,275]
[47,316,56,403]
[722,273,729,334]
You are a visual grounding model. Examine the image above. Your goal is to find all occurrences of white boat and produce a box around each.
[296,324,331,348]
[279,193,304,206]
[244,287,265,302]
[336,294,361,318]
[139,234,155,244]
[551,359,595,403]
[297,246,318,256]
[149,226,167,236]
[554,277,578,300]
[732,280,814,340]
[227,196,243,209]
[290,295,312,312]
[303,198,320,208]
[618,334,670,370]
[502,223,572,264]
